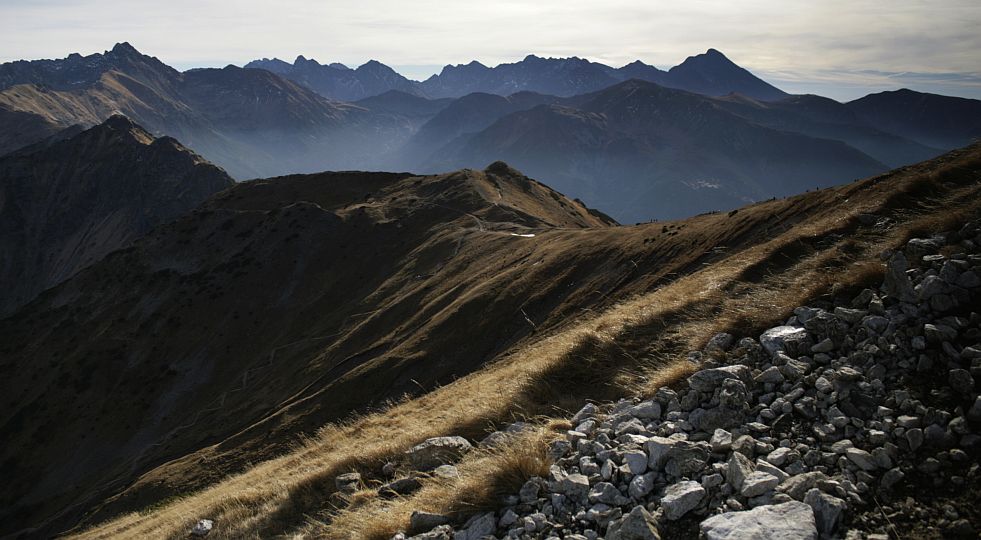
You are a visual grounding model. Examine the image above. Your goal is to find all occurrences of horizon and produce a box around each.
[2,0,980,102]
[5,42,981,103]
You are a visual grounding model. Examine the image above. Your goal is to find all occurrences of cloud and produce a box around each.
[1,0,979,98]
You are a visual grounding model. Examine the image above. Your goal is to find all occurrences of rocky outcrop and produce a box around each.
[400,220,981,539]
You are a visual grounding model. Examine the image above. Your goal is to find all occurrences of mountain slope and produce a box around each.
[397,92,561,166]
[355,90,453,119]
[0,105,65,156]
[714,93,942,167]
[68,143,981,540]
[0,159,616,538]
[847,88,981,150]
[0,115,233,316]
[423,80,886,222]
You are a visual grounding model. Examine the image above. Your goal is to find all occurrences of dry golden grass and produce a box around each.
[321,426,557,539]
[73,146,981,539]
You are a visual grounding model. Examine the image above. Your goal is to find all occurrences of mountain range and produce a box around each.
[2,39,981,540]
[1,43,979,222]
[246,49,789,102]
[0,43,413,179]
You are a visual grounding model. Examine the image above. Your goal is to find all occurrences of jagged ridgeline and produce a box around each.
[2,44,980,221]
[0,115,234,316]
[1,137,975,538]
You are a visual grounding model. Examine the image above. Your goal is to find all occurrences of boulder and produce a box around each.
[560,473,590,501]
[740,471,779,498]
[845,448,877,471]
[606,505,662,540]
[589,482,624,505]
[334,472,361,493]
[699,501,818,540]
[409,511,451,534]
[661,480,705,520]
[629,472,657,499]
[727,451,755,491]
[191,519,213,537]
[777,471,828,501]
[760,326,809,357]
[406,437,473,470]
[687,365,753,393]
[623,450,648,475]
[453,513,495,540]
[646,437,709,476]
[804,488,846,536]
[883,253,916,302]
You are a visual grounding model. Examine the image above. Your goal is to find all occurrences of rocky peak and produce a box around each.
[0,116,233,315]
[109,41,141,56]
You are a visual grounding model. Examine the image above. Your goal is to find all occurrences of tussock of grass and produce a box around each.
[321,427,557,539]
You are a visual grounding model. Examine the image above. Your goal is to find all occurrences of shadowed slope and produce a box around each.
[0,115,233,315]
[70,144,981,539]
[0,161,614,537]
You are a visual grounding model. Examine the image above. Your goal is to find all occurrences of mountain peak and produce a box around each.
[357,60,397,75]
[103,113,138,130]
[683,48,736,67]
[294,55,319,66]
[485,160,522,177]
[666,48,788,100]
[110,42,141,56]
[88,114,155,145]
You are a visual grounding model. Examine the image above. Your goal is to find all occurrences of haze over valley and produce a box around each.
[3,43,979,222]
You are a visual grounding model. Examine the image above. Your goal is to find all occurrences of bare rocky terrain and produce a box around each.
[394,223,981,539]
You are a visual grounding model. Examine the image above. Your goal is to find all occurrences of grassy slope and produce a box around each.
[71,145,981,539]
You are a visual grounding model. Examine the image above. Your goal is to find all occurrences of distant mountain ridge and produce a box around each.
[245,49,789,101]
[2,43,980,223]
[0,43,414,178]
[417,79,886,222]
[846,88,981,150]
[245,55,422,101]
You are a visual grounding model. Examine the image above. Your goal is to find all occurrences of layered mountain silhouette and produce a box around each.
[713,93,941,168]
[411,80,887,221]
[0,43,413,179]
[846,88,981,150]
[248,49,789,101]
[1,44,979,223]
[0,115,233,315]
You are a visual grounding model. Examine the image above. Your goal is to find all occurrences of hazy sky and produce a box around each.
[2,0,979,101]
